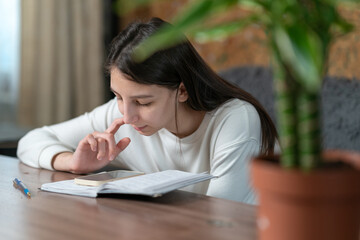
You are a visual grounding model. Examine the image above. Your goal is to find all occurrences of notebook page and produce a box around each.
[100,170,214,196]
[41,179,99,197]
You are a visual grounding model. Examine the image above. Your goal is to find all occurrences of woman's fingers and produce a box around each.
[97,138,107,160]
[80,119,129,161]
[105,118,129,160]
[99,137,130,160]
[78,134,97,152]
[106,138,131,161]
[87,134,97,152]
[90,131,115,159]
[117,137,131,152]
[106,118,125,134]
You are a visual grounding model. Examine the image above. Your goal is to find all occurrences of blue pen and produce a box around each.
[13,178,31,198]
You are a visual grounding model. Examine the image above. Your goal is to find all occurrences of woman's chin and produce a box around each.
[136,128,156,136]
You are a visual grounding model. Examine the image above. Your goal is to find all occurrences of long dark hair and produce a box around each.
[106,17,278,155]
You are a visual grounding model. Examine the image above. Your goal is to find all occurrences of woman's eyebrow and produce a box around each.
[110,88,154,99]
[130,95,154,99]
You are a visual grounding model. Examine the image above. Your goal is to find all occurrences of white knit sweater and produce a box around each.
[18,98,261,204]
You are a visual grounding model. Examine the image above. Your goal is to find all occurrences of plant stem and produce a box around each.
[274,61,321,170]
[274,63,299,168]
[297,90,321,170]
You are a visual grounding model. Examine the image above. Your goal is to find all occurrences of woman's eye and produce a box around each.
[136,101,152,107]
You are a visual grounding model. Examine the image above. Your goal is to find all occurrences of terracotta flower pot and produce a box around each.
[251,155,360,240]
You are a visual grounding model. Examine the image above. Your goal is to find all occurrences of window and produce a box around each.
[0,0,28,143]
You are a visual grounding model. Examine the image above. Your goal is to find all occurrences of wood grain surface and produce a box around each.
[0,155,257,240]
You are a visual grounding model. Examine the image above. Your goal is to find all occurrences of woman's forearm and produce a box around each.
[51,152,74,172]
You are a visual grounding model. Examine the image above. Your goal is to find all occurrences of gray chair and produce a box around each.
[219,66,360,152]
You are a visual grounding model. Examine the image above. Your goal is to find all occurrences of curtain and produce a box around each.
[18,0,105,127]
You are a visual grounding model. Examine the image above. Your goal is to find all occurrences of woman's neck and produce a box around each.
[172,104,206,138]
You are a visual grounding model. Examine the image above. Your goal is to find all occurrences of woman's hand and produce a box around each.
[52,118,131,174]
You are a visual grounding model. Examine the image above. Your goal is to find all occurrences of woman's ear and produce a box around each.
[177,82,188,103]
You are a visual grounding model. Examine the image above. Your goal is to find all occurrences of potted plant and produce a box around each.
[118,0,360,239]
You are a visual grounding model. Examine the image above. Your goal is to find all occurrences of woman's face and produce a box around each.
[110,68,178,136]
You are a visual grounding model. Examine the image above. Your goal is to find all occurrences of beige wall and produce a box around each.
[119,1,360,80]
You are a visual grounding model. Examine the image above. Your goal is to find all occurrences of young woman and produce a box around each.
[17,17,278,204]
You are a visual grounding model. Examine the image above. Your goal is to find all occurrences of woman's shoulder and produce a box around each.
[207,98,261,142]
[212,98,258,118]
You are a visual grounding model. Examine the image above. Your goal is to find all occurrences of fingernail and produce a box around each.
[110,155,115,161]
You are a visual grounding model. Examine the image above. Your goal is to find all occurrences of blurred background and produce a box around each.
[0,0,359,154]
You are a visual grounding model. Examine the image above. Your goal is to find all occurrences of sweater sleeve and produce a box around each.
[206,101,261,204]
[17,99,119,170]
[206,139,259,204]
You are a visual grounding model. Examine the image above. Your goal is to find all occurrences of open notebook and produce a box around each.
[41,170,215,198]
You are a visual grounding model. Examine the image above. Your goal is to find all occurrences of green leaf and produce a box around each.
[273,24,323,92]
[173,0,237,28]
[133,0,240,61]
[190,15,260,43]
[132,25,187,62]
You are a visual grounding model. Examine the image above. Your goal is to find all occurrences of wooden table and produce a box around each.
[0,155,257,240]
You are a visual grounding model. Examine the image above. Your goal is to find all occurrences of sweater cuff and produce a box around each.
[39,145,73,171]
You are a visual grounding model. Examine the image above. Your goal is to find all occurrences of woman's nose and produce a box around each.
[122,104,138,124]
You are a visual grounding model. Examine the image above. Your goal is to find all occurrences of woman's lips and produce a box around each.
[133,125,147,131]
